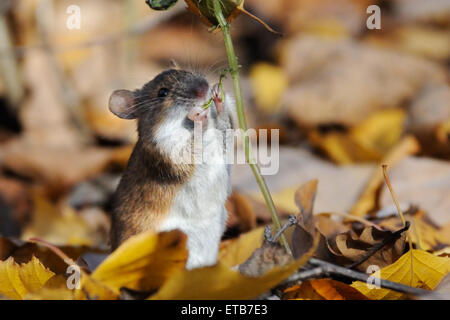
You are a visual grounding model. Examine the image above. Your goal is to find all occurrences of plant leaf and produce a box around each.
[352,249,450,300]
[0,256,54,300]
[284,279,369,300]
[218,227,264,267]
[90,230,188,294]
[150,248,314,300]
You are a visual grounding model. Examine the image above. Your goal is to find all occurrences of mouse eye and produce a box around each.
[158,88,169,98]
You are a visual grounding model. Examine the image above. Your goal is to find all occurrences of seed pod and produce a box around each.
[185,0,279,34]
[145,0,178,11]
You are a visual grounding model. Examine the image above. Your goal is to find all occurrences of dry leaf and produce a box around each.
[219,227,264,267]
[281,36,445,126]
[352,249,450,300]
[91,230,188,294]
[226,192,257,232]
[350,136,420,216]
[21,194,98,246]
[379,157,450,227]
[0,256,54,300]
[150,243,315,300]
[377,210,450,252]
[0,235,104,275]
[332,225,407,272]
[249,63,287,113]
[284,279,368,300]
[292,180,317,259]
[309,109,406,164]
[235,147,374,215]
[25,275,74,300]
[238,240,294,277]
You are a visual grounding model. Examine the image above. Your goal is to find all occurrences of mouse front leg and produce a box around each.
[212,83,225,114]
[187,107,209,128]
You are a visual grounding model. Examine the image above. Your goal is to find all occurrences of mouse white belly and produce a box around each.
[158,126,230,269]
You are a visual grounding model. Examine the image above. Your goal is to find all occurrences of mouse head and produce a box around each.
[109,69,210,139]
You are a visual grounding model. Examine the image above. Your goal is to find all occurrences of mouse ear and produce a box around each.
[169,59,181,70]
[109,90,137,119]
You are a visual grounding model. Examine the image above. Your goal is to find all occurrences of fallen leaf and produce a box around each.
[249,63,288,113]
[281,36,445,126]
[25,275,74,300]
[379,157,450,227]
[90,230,188,294]
[226,192,257,232]
[310,109,406,164]
[376,210,450,252]
[292,180,317,259]
[219,227,264,267]
[235,147,375,215]
[21,194,98,246]
[284,279,368,300]
[150,242,315,300]
[0,235,105,275]
[350,136,420,216]
[332,224,407,272]
[238,240,295,277]
[0,256,54,300]
[352,249,450,300]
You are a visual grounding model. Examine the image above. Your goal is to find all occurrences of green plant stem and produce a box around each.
[212,0,291,256]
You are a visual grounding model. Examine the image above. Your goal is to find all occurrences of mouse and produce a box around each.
[108,69,235,269]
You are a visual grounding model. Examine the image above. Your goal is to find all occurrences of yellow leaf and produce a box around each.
[91,230,188,294]
[395,27,450,61]
[310,109,406,164]
[351,109,406,155]
[352,250,450,300]
[219,227,265,267]
[284,279,368,300]
[25,275,74,300]
[76,274,119,300]
[150,250,313,300]
[0,256,54,300]
[249,63,288,113]
[22,194,95,246]
[250,186,300,214]
[309,131,380,164]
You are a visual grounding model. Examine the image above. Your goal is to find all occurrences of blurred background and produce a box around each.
[0,0,448,250]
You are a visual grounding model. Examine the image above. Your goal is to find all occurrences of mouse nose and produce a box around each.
[192,80,209,99]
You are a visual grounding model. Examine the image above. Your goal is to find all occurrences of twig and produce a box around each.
[265,215,297,244]
[212,0,291,256]
[29,237,76,266]
[286,258,430,297]
[382,164,414,285]
[347,221,410,269]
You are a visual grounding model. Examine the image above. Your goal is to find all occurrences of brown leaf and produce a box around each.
[238,240,293,277]
[333,225,407,271]
[0,235,105,275]
[226,192,257,232]
[283,279,368,300]
[292,180,318,259]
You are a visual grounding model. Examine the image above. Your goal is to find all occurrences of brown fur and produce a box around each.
[109,69,209,250]
[110,140,195,249]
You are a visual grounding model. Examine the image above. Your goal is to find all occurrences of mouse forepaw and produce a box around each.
[212,83,224,114]
[188,107,209,127]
